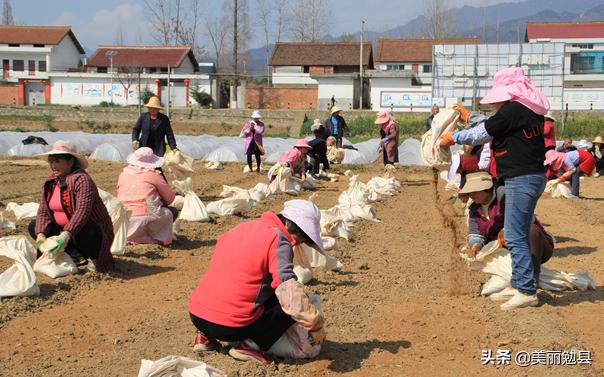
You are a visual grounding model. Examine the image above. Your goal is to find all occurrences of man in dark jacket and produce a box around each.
[324,106,348,149]
[132,96,177,157]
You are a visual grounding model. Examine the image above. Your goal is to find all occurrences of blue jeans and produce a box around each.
[504,173,546,295]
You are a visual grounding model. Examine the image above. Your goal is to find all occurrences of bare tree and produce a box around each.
[257,0,272,82]
[204,16,229,69]
[2,0,14,25]
[114,15,127,45]
[421,0,457,39]
[275,0,289,42]
[288,0,330,42]
[144,0,173,45]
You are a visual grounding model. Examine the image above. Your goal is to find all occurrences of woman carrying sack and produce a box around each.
[241,110,265,173]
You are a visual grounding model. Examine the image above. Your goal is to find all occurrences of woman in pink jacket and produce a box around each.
[117,147,177,246]
[375,111,400,165]
[241,110,265,173]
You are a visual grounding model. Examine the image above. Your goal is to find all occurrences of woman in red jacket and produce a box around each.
[188,200,326,364]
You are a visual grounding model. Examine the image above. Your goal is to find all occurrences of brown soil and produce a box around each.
[0,158,602,377]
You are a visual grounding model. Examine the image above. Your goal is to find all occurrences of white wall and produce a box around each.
[272,66,317,85]
[563,88,604,111]
[369,77,454,112]
[317,78,354,110]
[174,57,195,74]
[49,37,81,71]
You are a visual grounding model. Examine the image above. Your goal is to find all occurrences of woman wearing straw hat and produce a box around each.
[188,200,326,364]
[375,111,400,166]
[241,110,265,173]
[117,147,178,246]
[588,136,604,177]
[461,171,554,290]
[440,67,550,311]
[323,106,348,148]
[29,140,115,273]
[131,96,177,157]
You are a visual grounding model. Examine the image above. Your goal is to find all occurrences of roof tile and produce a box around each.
[269,42,372,67]
[375,38,479,63]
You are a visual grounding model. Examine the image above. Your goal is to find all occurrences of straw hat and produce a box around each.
[40,140,88,169]
[280,199,325,253]
[593,136,603,144]
[374,111,393,125]
[330,106,342,114]
[310,119,323,131]
[126,147,164,169]
[544,111,556,122]
[144,96,163,110]
[458,171,494,194]
[251,110,262,119]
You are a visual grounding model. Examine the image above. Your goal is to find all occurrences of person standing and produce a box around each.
[241,110,265,173]
[375,111,400,165]
[131,96,177,157]
[324,106,348,148]
[441,67,550,311]
[426,105,440,131]
[589,136,604,177]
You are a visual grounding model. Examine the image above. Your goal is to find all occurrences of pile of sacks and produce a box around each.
[544,179,575,199]
[461,241,596,297]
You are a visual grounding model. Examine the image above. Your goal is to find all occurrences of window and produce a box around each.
[12,60,24,71]
[8,43,19,47]
[38,60,46,72]
[28,60,35,74]
[570,52,604,74]
[160,67,168,73]
[423,64,432,73]
[386,64,404,71]
[97,67,108,73]
[571,43,594,49]
[303,66,309,73]
[33,44,45,48]
[148,68,157,73]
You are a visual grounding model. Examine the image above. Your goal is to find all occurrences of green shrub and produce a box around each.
[140,88,155,105]
[99,122,112,130]
[560,112,604,139]
[190,83,212,107]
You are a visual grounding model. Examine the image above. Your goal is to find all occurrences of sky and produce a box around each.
[11,0,525,52]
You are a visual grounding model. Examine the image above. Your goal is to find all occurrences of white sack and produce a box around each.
[461,241,596,294]
[172,178,210,222]
[268,166,302,195]
[0,236,39,297]
[300,243,342,271]
[320,208,352,240]
[0,211,16,230]
[206,197,253,216]
[164,150,195,180]
[205,161,224,170]
[420,108,460,168]
[366,176,400,196]
[267,294,322,359]
[138,355,225,377]
[337,175,371,207]
[33,251,79,278]
[544,179,574,199]
[5,202,39,220]
[171,195,185,210]
[98,189,131,255]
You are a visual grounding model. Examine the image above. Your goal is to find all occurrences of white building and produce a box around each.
[526,21,604,110]
[370,38,478,112]
[52,45,211,107]
[269,42,372,109]
[0,25,84,105]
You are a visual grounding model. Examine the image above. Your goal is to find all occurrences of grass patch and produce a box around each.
[300,113,427,139]
[0,114,55,122]
[560,112,604,139]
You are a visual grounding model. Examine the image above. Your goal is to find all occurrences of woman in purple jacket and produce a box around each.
[241,110,265,173]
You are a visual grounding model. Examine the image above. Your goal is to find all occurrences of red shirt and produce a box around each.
[543,119,556,149]
[188,212,298,327]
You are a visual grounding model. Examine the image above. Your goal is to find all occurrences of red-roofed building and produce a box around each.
[88,45,199,74]
[526,22,604,110]
[0,25,84,105]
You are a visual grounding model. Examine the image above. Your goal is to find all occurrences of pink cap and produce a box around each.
[126,147,164,169]
[374,111,393,125]
[480,67,550,115]
[294,139,312,149]
[280,200,325,253]
[544,149,565,170]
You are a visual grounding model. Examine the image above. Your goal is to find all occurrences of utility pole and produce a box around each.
[359,20,365,110]
[167,64,171,117]
[232,0,238,108]
[105,50,117,105]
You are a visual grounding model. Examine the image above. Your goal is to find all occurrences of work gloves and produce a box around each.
[452,104,471,123]
[439,132,455,148]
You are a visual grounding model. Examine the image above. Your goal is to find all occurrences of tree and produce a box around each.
[288,0,330,42]
[2,0,14,25]
[257,0,272,83]
[204,15,229,70]
[275,0,289,42]
[421,0,457,39]
[114,15,126,45]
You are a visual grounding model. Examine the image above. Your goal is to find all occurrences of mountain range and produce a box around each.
[242,0,604,74]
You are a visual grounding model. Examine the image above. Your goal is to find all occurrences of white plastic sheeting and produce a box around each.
[0,132,430,165]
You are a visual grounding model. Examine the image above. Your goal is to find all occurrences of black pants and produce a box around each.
[28,220,103,261]
[595,157,604,174]
[246,141,261,172]
[333,135,343,149]
[189,294,295,351]
[308,146,330,175]
[383,149,395,166]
